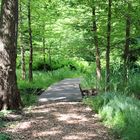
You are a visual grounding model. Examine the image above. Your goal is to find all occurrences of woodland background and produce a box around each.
[0,0,140,140]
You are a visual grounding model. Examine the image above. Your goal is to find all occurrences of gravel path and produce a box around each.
[1,78,114,140]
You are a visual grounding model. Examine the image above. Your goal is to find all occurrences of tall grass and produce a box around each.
[81,67,140,96]
[83,93,140,140]
[17,67,81,89]
[127,73,140,96]
[82,65,140,140]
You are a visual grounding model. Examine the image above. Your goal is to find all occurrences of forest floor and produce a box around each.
[1,78,114,140]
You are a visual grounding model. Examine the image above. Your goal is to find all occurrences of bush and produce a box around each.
[127,73,140,96]
[83,96,104,113]
[0,133,11,140]
[83,93,140,140]
[32,58,76,71]
[21,93,37,107]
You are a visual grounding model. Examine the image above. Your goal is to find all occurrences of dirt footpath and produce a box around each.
[1,78,114,140]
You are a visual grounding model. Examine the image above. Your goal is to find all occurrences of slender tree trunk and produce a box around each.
[42,23,46,71]
[19,0,26,80]
[92,6,102,88]
[21,46,26,79]
[136,20,140,36]
[123,3,131,85]
[48,45,52,71]
[0,0,22,110]
[106,0,112,91]
[28,0,33,82]
[42,37,46,71]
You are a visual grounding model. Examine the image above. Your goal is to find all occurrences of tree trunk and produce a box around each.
[92,6,102,88]
[28,0,33,82]
[42,23,46,71]
[48,42,52,71]
[19,0,26,80]
[123,3,131,85]
[0,0,22,110]
[42,36,46,71]
[48,45,52,71]
[106,0,112,91]
[21,46,26,80]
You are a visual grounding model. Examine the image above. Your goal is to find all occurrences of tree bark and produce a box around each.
[28,0,33,82]
[123,3,131,85]
[92,6,102,88]
[106,0,112,91]
[0,0,22,110]
[21,46,26,80]
[48,45,52,71]
[42,36,46,71]
[42,23,46,71]
[19,0,26,80]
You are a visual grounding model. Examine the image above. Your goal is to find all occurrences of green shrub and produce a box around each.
[83,96,104,113]
[0,120,5,128]
[83,93,140,140]
[0,133,11,140]
[21,93,37,106]
[127,73,140,96]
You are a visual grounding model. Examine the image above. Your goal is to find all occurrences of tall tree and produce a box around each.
[92,6,102,88]
[0,0,22,110]
[19,0,26,80]
[42,36,46,71]
[106,0,112,91]
[123,3,131,84]
[42,23,46,71]
[28,0,33,81]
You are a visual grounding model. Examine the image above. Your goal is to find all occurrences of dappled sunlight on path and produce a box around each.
[1,78,114,139]
[1,102,113,140]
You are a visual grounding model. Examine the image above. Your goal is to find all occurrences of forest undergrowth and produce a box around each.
[82,67,140,140]
[1,60,140,140]
[18,61,140,140]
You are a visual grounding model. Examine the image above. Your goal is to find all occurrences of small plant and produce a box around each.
[21,93,37,106]
[0,120,5,128]
[0,133,11,140]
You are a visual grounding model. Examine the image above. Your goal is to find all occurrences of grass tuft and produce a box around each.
[0,133,11,140]
[83,93,140,140]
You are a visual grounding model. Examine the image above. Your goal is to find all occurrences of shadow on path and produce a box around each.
[0,78,114,140]
[1,102,113,140]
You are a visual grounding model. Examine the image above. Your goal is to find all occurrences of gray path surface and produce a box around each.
[38,78,82,103]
